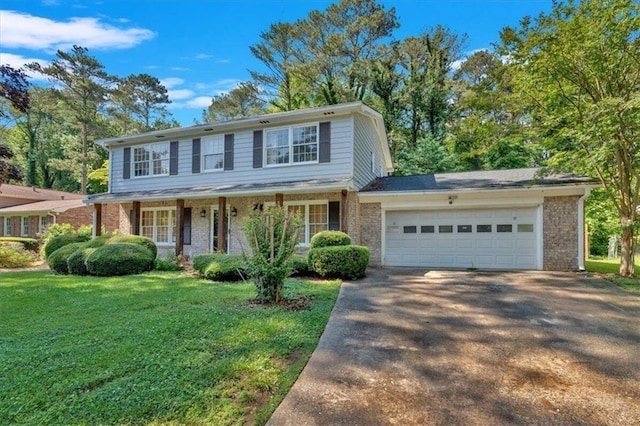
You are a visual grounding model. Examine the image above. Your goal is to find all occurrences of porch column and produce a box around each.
[218,197,227,253]
[175,199,185,256]
[341,190,349,233]
[132,201,141,235]
[94,203,103,237]
[275,193,284,207]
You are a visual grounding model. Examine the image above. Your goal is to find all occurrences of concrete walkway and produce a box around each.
[268,268,640,425]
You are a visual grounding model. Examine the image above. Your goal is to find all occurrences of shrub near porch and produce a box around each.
[0,271,341,425]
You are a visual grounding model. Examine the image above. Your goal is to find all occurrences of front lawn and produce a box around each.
[585,257,640,294]
[0,271,340,425]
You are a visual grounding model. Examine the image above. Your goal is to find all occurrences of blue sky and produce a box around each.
[1,0,552,126]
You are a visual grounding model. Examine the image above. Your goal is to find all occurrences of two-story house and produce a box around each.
[88,102,597,271]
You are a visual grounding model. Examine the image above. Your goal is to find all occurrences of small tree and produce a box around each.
[243,206,302,303]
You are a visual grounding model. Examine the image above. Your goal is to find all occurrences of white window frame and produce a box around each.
[265,200,328,246]
[140,207,176,246]
[40,216,48,234]
[264,122,319,167]
[21,216,29,236]
[3,217,12,236]
[201,135,225,172]
[132,142,170,178]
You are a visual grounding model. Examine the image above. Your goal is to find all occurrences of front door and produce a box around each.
[210,206,230,252]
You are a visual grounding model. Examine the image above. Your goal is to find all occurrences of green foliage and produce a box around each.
[87,160,108,194]
[586,189,621,256]
[43,232,91,260]
[192,253,218,273]
[0,246,35,268]
[47,242,85,274]
[308,245,370,279]
[0,237,39,251]
[287,254,312,276]
[394,136,459,176]
[66,247,96,276]
[485,136,533,170]
[243,206,303,303]
[41,222,75,240]
[154,252,185,272]
[198,254,246,281]
[309,230,351,249]
[106,234,157,259]
[83,233,112,248]
[85,243,154,276]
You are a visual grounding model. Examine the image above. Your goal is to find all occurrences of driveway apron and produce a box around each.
[268,268,640,425]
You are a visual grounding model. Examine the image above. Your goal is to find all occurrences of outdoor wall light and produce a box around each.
[231,207,238,217]
[200,208,207,218]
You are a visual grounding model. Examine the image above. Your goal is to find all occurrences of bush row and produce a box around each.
[46,233,157,276]
[0,237,39,252]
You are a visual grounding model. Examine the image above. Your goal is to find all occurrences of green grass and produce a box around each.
[585,257,640,294]
[0,271,341,425]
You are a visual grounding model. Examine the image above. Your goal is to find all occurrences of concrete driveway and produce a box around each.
[268,268,640,425]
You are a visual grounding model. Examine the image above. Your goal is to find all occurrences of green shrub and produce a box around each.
[309,230,351,249]
[66,247,96,276]
[0,246,35,268]
[83,234,112,248]
[288,254,312,276]
[154,252,184,271]
[43,233,91,260]
[47,243,85,274]
[85,243,155,276]
[194,253,246,281]
[308,245,370,280]
[106,235,157,259]
[0,237,39,251]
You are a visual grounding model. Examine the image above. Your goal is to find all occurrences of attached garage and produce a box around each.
[385,207,540,269]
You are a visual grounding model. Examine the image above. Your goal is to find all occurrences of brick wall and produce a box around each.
[56,206,93,230]
[359,202,381,265]
[543,195,580,271]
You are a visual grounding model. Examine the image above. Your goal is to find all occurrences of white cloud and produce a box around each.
[216,59,230,64]
[168,89,195,100]
[195,53,212,59]
[171,66,190,71]
[0,52,50,81]
[160,77,185,89]
[0,10,155,51]
[185,97,213,108]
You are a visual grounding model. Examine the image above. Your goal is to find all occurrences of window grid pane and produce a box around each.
[22,217,29,236]
[309,204,328,238]
[152,143,169,175]
[288,205,306,244]
[266,129,290,165]
[203,138,224,170]
[292,125,318,163]
[141,211,154,239]
[133,147,150,177]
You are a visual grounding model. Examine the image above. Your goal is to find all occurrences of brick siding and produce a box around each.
[543,195,580,271]
[359,202,382,265]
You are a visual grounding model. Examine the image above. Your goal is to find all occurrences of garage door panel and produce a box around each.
[385,208,539,270]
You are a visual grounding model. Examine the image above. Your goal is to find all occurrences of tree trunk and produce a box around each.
[81,122,88,194]
[619,216,635,277]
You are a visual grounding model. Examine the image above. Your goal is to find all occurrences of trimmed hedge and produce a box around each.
[193,253,246,282]
[48,243,86,274]
[308,245,370,280]
[0,246,35,268]
[107,235,157,259]
[288,254,312,277]
[44,233,91,260]
[85,243,155,276]
[66,247,96,276]
[309,230,351,249]
[0,237,39,251]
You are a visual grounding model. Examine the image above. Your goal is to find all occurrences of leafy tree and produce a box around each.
[0,65,30,183]
[393,136,459,176]
[0,144,22,183]
[87,160,108,194]
[28,45,112,194]
[204,82,266,122]
[500,0,639,276]
[586,189,622,257]
[242,206,302,304]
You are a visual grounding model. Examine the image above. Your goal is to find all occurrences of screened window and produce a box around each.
[202,136,224,171]
[4,217,12,236]
[265,123,318,166]
[21,217,29,236]
[40,216,48,233]
[133,142,169,177]
[141,209,176,244]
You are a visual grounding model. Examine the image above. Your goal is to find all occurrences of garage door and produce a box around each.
[385,207,539,269]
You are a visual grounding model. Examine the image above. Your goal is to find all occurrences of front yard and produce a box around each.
[0,270,340,425]
[586,257,640,294]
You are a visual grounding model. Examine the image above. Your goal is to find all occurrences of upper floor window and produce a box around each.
[202,135,224,171]
[265,123,318,166]
[133,142,169,177]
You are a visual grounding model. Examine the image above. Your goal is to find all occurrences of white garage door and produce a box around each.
[385,207,540,270]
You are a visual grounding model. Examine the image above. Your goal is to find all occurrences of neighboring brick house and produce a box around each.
[0,184,124,238]
[87,102,597,271]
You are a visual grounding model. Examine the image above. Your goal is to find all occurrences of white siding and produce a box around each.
[110,116,355,194]
[353,113,386,189]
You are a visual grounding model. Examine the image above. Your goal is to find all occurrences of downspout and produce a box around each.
[577,188,592,271]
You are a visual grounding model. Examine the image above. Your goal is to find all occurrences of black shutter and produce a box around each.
[253,130,263,168]
[183,208,192,245]
[328,201,340,231]
[224,134,234,171]
[319,121,331,163]
[192,138,201,173]
[123,147,131,179]
[169,141,179,175]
